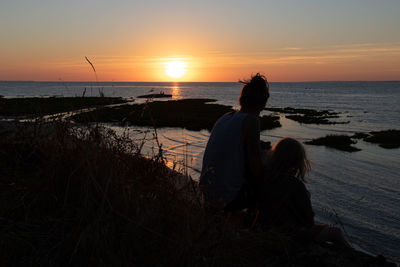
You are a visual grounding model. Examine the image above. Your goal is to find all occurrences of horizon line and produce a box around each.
[1,80,400,83]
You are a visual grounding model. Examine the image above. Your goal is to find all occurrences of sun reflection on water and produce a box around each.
[171,85,181,99]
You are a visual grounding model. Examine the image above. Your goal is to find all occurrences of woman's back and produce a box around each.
[200,111,249,209]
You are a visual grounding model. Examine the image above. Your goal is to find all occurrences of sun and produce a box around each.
[165,60,187,79]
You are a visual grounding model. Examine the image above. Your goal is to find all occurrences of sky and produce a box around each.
[1,0,400,82]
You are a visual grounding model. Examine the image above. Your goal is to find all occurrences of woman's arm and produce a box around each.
[242,115,264,180]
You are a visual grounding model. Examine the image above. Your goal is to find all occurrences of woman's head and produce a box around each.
[239,73,269,112]
[271,138,311,182]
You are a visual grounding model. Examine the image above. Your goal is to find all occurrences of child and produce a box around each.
[259,137,351,248]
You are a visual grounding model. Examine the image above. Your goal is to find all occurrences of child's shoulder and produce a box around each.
[285,175,306,189]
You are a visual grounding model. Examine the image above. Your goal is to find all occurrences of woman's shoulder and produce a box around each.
[241,112,259,121]
[241,113,260,131]
[218,111,247,121]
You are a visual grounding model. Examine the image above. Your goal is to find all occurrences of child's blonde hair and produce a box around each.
[270,138,311,182]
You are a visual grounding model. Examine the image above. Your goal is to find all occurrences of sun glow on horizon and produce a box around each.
[164,60,187,79]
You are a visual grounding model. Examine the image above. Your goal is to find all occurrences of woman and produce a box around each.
[259,138,351,248]
[200,73,270,212]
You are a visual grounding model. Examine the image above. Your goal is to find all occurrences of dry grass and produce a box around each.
[0,120,388,266]
[0,121,288,266]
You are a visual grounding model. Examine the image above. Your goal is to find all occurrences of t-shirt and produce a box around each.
[200,112,249,209]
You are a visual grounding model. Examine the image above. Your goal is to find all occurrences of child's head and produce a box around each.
[271,138,311,182]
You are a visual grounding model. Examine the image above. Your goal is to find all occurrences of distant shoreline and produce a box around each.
[1,80,400,83]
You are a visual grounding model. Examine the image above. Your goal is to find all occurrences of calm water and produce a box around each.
[1,81,400,261]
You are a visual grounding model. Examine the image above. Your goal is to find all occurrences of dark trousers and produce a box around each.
[224,182,258,212]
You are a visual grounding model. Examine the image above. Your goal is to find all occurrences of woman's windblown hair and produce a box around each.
[239,73,270,109]
[270,138,311,182]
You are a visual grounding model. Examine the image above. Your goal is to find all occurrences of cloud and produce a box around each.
[282,47,303,51]
[38,42,400,71]
[198,42,400,66]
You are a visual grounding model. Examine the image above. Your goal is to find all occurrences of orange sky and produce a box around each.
[1,1,399,82]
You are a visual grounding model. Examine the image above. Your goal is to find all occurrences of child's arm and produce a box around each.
[291,181,315,227]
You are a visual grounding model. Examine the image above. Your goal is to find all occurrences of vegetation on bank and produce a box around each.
[362,130,400,149]
[137,92,172,98]
[305,135,361,152]
[285,114,348,125]
[265,106,349,125]
[306,130,400,152]
[351,132,370,139]
[72,99,281,131]
[0,122,390,267]
[0,97,128,116]
[260,115,281,130]
[265,107,339,117]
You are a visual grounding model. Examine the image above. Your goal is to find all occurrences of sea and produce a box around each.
[1,81,399,261]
